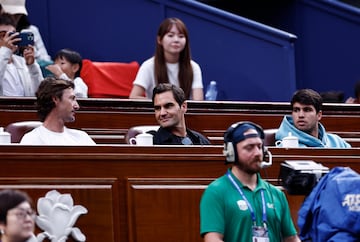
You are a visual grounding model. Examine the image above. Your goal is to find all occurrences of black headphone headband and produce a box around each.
[223,121,265,163]
[224,121,265,143]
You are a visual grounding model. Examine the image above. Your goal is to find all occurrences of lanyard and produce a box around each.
[227,170,267,226]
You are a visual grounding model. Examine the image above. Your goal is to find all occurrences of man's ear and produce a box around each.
[317,110,322,121]
[181,101,187,113]
[52,95,60,104]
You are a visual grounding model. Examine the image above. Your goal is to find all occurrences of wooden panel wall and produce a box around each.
[0,145,359,241]
[0,178,118,241]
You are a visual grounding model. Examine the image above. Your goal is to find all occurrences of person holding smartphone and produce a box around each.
[0,13,43,96]
[0,0,52,62]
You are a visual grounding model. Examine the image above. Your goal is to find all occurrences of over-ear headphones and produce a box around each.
[223,121,272,168]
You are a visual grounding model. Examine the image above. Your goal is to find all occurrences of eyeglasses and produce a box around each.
[181,136,193,145]
[9,209,36,220]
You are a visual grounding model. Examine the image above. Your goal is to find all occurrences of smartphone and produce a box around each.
[16,32,35,47]
[10,31,35,47]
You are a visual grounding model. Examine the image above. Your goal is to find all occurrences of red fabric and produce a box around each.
[80,59,139,98]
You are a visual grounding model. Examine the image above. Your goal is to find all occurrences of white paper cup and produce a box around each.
[129,133,153,146]
[275,137,298,148]
[0,127,11,144]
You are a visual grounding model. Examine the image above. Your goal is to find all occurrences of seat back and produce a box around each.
[5,121,42,143]
[264,128,278,146]
[125,125,159,144]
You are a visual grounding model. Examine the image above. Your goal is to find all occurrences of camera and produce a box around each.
[279,160,329,195]
[10,32,34,47]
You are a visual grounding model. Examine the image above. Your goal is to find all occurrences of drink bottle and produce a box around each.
[205,81,218,101]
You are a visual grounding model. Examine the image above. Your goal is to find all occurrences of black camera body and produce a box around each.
[279,160,329,195]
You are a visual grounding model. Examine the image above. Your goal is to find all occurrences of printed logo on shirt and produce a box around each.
[342,194,360,211]
[266,202,274,209]
[237,200,248,211]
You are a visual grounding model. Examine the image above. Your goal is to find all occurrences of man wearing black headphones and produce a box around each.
[200,121,300,242]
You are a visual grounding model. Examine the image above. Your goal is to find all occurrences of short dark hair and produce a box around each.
[54,48,83,78]
[291,89,322,113]
[152,83,186,107]
[0,189,33,225]
[36,77,75,122]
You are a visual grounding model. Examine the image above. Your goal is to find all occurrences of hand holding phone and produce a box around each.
[15,32,35,47]
[9,31,35,57]
[22,45,35,65]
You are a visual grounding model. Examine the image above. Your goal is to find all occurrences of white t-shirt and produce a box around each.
[132,57,203,98]
[20,125,96,145]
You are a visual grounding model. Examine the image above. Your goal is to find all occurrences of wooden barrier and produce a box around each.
[0,145,359,241]
[1,97,360,146]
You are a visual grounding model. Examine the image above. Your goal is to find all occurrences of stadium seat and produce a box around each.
[5,121,42,143]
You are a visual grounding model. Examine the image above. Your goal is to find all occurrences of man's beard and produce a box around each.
[297,122,317,136]
[236,158,262,175]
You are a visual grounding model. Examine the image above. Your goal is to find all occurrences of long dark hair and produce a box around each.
[154,18,193,99]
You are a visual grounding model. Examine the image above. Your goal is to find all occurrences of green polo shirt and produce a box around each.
[200,169,297,242]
